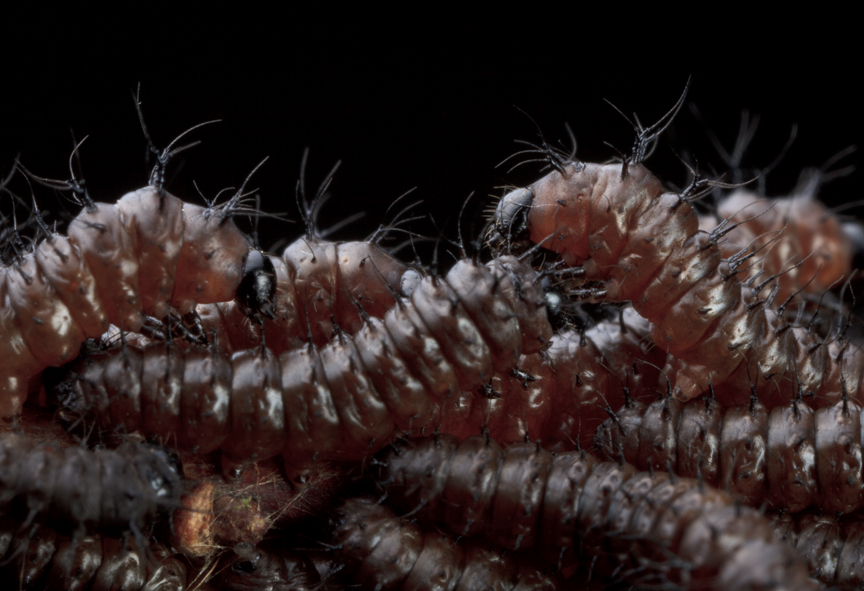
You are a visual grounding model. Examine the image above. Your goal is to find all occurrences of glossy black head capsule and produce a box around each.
[236,250,277,322]
[487,187,535,255]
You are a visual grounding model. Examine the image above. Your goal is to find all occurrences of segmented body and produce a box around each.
[771,511,864,587]
[491,160,862,407]
[375,434,816,590]
[197,235,413,356]
[58,255,552,477]
[595,394,864,514]
[0,185,252,418]
[0,432,182,537]
[0,523,188,591]
[699,187,854,305]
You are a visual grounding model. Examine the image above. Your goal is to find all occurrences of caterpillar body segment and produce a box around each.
[491,157,863,408]
[0,432,183,538]
[0,523,188,591]
[0,183,255,420]
[58,255,554,479]
[594,393,864,514]
[375,434,816,590]
[699,187,854,306]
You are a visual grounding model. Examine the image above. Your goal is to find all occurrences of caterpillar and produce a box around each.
[477,306,663,451]
[691,108,859,307]
[770,510,864,588]
[192,231,415,357]
[216,497,563,591]
[57,287,667,479]
[374,433,817,591]
[216,542,325,591]
[200,155,424,356]
[698,184,855,307]
[330,496,563,591]
[0,137,267,419]
[594,389,864,515]
[488,84,864,408]
[56,252,554,479]
[0,432,183,538]
[0,522,188,591]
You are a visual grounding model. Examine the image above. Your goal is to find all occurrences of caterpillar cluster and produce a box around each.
[193,233,414,358]
[0,433,183,538]
[0,173,257,419]
[488,87,863,409]
[0,522,188,591]
[770,511,864,588]
[57,285,670,478]
[217,498,562,591]
[57,253,553,478]
[374,434,816,590]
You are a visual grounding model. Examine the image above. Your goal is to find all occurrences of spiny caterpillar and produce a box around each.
[0,127,263,419]
[489,81,863,409]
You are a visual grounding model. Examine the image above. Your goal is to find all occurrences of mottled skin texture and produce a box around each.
[0,186,252,419]
[699,188,853,304]
[59,256,553,479]
[502,160,864,407]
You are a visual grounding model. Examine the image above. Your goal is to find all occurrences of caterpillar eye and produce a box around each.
[236,250,277,321]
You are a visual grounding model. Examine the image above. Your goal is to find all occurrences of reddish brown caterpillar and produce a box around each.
[594,390,864,515]
[0,142,261,419]
[489,84,863,408]
[375,434,816,591]
[57,253,553,479]
[0,522,188,591]
[478,306,663,451]
[698,185,855,307]
[0,432,183,538]
[194,233,414,357]
[200,156,422,356]
[770,511,864,587]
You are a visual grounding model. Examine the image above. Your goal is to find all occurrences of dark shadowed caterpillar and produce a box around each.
[770,510,864,588]
[594,389,864,515]
[215,498,565,591]
[57,252,554,479]
[330,496,562,591]
[0,141,262,419]
[0,522,188,591]
[489,85,864,409]
[0,432,183,538]
[375,434,817,591]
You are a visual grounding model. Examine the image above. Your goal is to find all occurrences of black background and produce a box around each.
[3,24,859,257]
